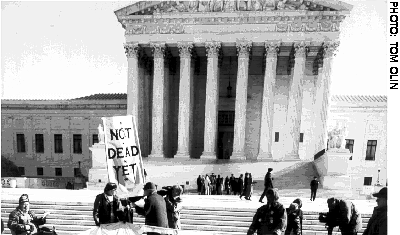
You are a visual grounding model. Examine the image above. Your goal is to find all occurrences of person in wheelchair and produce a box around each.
[7,194,50,235]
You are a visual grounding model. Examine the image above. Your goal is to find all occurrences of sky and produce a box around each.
[1,0,387,100]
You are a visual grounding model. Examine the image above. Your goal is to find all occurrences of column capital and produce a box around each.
[294,41,309,58]
[323,41,340,58]
[124,42,140,58]
[177,42,193,59]
[150,42,166,59]
[205,41,221,58]
[236,40,252,58]
[265,41,281,58]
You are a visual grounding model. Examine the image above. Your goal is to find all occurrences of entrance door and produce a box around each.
[217,111,235,159]
[218,132,233,159]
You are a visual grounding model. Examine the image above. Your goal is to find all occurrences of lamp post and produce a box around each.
[377,168,381,185]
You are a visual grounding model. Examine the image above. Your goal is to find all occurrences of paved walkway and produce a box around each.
[1,188,378,215]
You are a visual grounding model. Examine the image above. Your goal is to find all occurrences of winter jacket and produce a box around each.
[8,207,46,235]
[165,196,183,229]
[362,206,387,235]
[247,202,287,235]
[93,193,125,225]
[327,199,362,234]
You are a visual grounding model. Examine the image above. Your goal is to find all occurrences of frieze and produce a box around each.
[123,15,344,34]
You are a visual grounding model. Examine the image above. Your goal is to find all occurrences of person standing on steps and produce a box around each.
[247,188,287,235]
[259,168,274,203]
[310,176,319,201]
[362,187,387,235]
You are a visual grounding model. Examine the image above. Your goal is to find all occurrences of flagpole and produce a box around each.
[131,115,145,183]
[101,118,112,183]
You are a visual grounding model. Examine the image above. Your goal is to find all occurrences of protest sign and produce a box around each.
[102,115,145,195]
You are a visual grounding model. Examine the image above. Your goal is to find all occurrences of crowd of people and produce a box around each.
[5,177,387,235]
[196,172,257,200]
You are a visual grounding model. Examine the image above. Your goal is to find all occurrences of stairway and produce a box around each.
[1,200,372,235]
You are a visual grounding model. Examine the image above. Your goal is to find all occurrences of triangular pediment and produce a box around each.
[115,0,353,17]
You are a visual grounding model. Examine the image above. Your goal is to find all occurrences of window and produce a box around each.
[346,139,354,160]
[365,140,377,161]
[275,132,279,142]
[54,134,63,153]
[16,134,26,153]
[345,139,354,153]
[73,134,82,154]
[299,133,304,143]
[93,134,99,145]
[363,177,373,186]
[37,167,44,176]
[55,168,62,176]
[18,167,25,175]
[35,134,44,153]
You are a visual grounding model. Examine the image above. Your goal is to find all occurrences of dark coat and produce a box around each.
[327,199,362,234]
[143,192,168,228]
[264,172,273,189]
[285,208,303,235]
[93,193,125,225]
[248,202,287,235]
[8,207,46,235]
[238,178,244,193]
[310,179,319,190]
[362,206,387,235]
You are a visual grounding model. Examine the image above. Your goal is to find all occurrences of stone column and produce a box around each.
[313,42,339,153]
[25,116,34,159]
[45,117,52,162]
[231,41,252,160]
[201,41,221,159]
[124,42,140,126]
[284,42,308,160]
[258,41,280,160]
[149,42,166,159]
[175,42,194,158]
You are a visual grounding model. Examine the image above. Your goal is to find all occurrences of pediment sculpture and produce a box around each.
[327,121,349,151]
[159,0,326,13]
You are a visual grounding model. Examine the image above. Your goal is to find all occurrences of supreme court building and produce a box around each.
[1,1,388,189]
[115,0,351,161]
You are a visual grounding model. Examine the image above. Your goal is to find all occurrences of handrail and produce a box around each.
[314,149,326,161]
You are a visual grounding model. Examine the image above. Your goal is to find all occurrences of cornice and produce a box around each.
[1,104,127,111]
[123,15,346,35]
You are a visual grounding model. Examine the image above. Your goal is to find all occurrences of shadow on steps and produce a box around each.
[253,161,318,191]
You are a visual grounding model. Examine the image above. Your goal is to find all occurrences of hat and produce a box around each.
[372,187,387,199]
[19,194,29,204]
[289,203,299,211]
[268,168,273,172]
[143,182,157,191]
[104,183,117,192]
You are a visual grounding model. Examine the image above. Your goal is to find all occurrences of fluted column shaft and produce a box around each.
[284,42,308,160]
[124,42,140,127]
[231,41,252,160]
[258,42,280,160]
[149,42,166,158]
[314,42,339,153]
[175,42,194,158]
[201,42,221,159]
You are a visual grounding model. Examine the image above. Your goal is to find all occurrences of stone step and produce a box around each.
[1,208,92,216]
[1,203,93,211]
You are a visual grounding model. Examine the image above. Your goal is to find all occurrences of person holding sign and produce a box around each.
[8,194,50,235]
[92,183,126,226]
